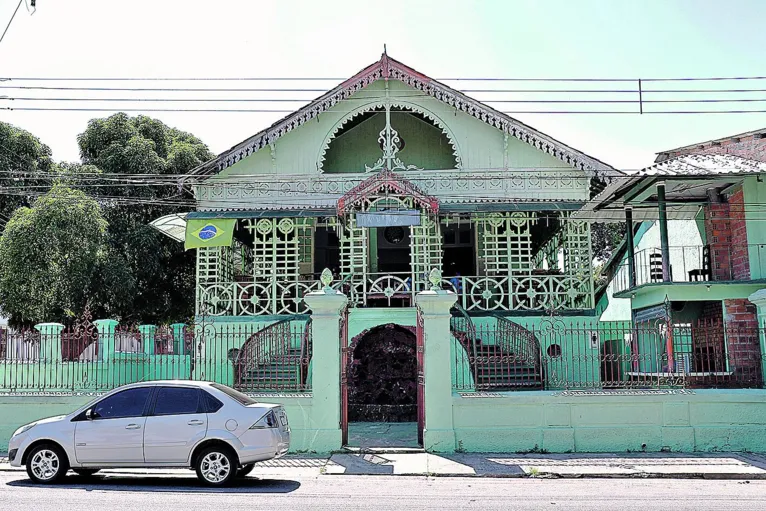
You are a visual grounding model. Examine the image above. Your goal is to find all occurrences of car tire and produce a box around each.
[237,463,255,478]
[25,443,69,484]
[195,445,238,487]
[72,469,100,477]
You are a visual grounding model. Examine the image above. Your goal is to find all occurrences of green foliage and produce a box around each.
[77,113,213,324]
[0,122,53,225]
[591,222,626,262]
[0,185,107,325]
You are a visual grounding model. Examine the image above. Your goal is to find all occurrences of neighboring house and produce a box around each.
[583,148,766,388]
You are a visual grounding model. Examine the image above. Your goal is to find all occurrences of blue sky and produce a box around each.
[1,0,765,169]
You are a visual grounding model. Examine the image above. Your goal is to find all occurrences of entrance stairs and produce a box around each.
[451,307,543,390]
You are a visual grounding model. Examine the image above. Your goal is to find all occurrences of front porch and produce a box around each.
[192,171,596,319]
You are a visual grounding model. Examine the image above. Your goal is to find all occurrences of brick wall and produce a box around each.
[660,133,766,162]
[702,188,750,281]
[728,188,751,280]
[703,202,732,280]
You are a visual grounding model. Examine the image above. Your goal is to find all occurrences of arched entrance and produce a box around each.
[343,323,422,448]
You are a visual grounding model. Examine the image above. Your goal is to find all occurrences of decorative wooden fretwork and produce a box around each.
[410,214,442,289]
[479,212,535,276]
[334,215,368,305]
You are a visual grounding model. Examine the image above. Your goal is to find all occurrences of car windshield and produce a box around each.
[211,383,258,406]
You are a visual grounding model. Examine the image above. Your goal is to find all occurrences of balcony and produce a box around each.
[613,244,766,296]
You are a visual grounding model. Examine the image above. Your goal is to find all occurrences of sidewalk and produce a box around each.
[3,452,766,479]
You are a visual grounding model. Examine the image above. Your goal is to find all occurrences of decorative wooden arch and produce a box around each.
[336,169,440,216]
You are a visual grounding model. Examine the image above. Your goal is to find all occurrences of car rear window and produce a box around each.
[211,383,258,406]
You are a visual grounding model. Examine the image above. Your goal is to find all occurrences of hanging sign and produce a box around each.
[355,210,421,227]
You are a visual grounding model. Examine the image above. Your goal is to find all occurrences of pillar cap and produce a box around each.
[304,289,348,316]
[749,289,766,307]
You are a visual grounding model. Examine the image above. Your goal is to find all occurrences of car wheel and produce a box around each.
[25,444,69,484]
[195,446,237,487]
[237,463,255,478]
[72,469,100,477]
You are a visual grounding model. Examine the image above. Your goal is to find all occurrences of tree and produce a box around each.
[0,121,53,227]
[591,222,626,262]
[0,185,107,326]
[77,113,213,324]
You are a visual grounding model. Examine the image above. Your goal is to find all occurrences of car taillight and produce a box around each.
[249,410,278,429]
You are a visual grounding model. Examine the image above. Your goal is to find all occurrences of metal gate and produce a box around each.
[416,307,425,446]
[340,306,350,445]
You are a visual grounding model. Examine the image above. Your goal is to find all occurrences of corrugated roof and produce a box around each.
[639,154,766,176]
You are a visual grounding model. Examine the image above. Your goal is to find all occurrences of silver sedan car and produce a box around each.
[8,381,290,486]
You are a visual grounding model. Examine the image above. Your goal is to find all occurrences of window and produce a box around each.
[211,383,257,406]
[153,387,200,416]
[200,390,224,413]
[93,387,152,419]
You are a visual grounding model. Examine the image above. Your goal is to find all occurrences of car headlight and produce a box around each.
[249,410,278,429]
[12,423,35,437]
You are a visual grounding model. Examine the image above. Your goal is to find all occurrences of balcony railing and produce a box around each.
[613,244,766,294]
[197,270,595,316]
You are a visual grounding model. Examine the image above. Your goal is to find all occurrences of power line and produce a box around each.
[4,75,766,82]
[6,106,766,114]
[0,0,22,46]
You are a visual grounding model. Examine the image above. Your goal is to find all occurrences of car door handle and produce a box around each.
[125,424,141,430]
[187,420,204,426]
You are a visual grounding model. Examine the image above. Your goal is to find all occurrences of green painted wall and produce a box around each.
[207,79,575,184]
[323,111,457,173]
[452,390,766,453]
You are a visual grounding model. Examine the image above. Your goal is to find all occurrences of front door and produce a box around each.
[144,386,208,463]
[74,386,152,464]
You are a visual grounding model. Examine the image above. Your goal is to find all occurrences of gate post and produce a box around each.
[304,274,348,453]
[415,281,458,452]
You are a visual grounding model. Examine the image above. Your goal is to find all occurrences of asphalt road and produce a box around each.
[1,470,766,510]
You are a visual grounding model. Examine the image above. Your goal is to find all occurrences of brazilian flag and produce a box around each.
[185,218,236,250]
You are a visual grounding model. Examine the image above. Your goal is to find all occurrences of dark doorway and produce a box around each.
[376,227,412,274]
[442,222,475,277]
[348,324,417,422]
[313,225,341,276]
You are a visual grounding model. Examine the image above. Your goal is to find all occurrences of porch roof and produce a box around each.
[572,154,766,222]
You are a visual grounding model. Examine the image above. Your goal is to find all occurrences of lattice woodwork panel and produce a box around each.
[335,215,368,304]
[479,212,535,276]
[197,246,233,284]
[246,218,305,282]
[562,219,591,276]
[411,214,442,289]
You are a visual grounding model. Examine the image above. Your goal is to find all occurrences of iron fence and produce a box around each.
[0,319,312,393]
[452,319,765,391]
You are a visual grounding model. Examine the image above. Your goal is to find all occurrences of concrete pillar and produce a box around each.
[138,325,157,355]
[415,288,458,452]
[657,181,671,282]
[304,286,348,452]
[94,319,119,361]
[34,322,64,362]
[170,323,186,355]
[747,289,766,384]
[625,206,636,288]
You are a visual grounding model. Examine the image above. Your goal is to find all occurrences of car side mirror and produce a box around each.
[85,409,94,420]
